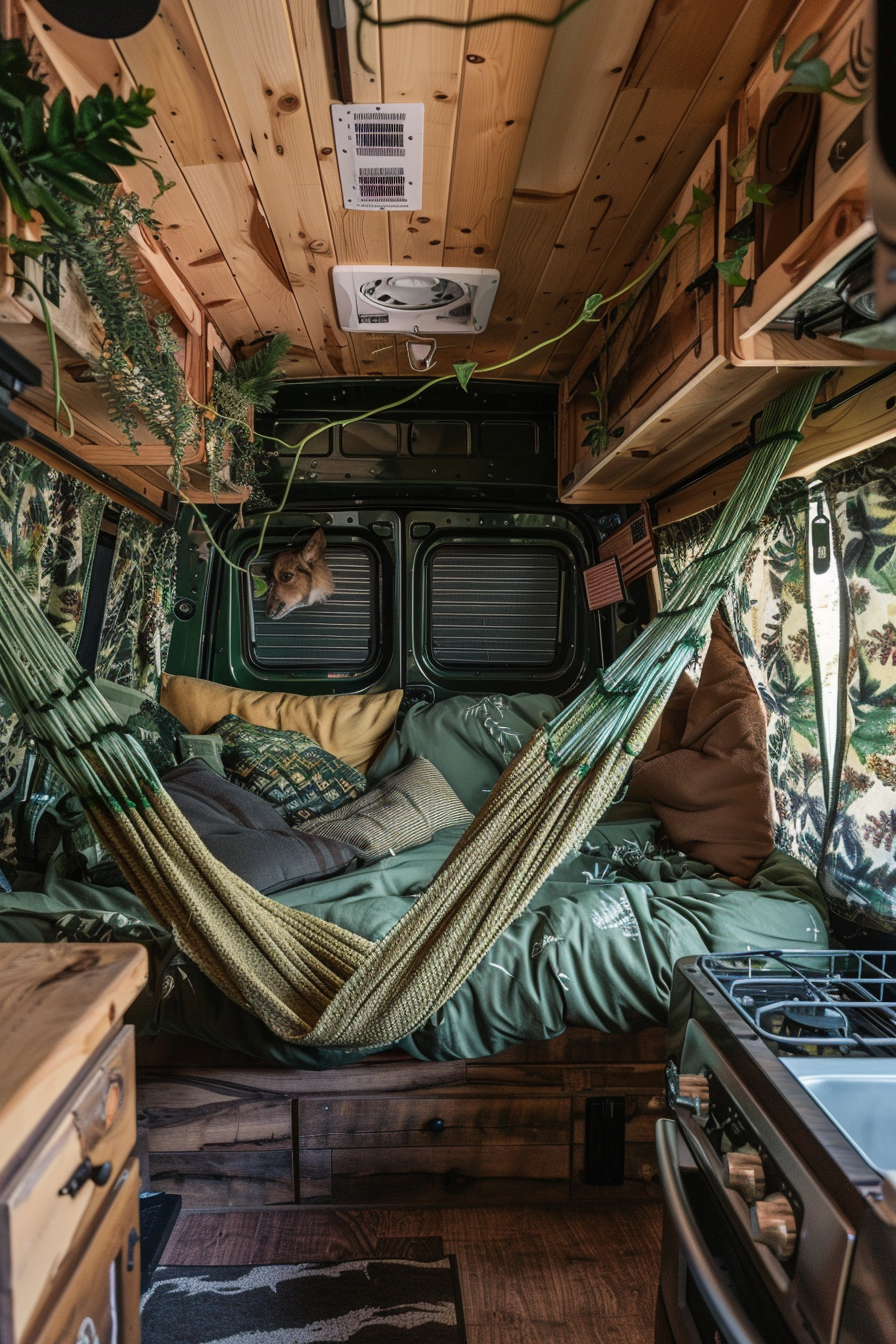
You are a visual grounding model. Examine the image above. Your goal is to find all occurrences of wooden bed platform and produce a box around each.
[136,1027,668,1211]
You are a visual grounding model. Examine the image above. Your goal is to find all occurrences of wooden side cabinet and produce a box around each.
[0,945,148,1344]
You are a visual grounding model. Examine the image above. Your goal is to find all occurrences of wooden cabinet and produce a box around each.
[0,945,148,1344]
[137,1026,668,1210]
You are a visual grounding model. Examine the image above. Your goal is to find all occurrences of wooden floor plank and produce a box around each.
[161,1203,662,1344]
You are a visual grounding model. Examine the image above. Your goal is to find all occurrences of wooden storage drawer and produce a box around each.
[299,1096,571,1148]
[24,1160,140,1344]
[297,1096,572,1206]
[0,1030,136,1344]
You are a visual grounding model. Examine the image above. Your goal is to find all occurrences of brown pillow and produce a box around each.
[628,613,774,880]
[159,674,403,774]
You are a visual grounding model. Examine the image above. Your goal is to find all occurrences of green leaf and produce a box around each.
[728,135,756,184]
[453,360,477,390]
[658,221,679,245]
[784,33,820,70]
[62,151,121,184]
[82,138,137,167]
[20,96,46,157]
[582,292,604,320]
[745,180,773,205]
[783,56,836,93]
[5,234,51,259]
[25,180,76,231]
[252,576,268,598]
[47,89,75,150]
[691,184,714,213]
[75,97,101,136]
[715,244,749,287]
[772,33,786,72]
[35,164,102,205]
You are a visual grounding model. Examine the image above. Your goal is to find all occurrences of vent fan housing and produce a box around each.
[333,265,500,334]
[331,103,424,211]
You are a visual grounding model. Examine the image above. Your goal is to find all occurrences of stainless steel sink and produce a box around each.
[783,1057,896,1180]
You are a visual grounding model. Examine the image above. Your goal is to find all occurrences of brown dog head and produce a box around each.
[264,529,335,619]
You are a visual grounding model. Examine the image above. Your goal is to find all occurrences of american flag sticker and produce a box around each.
[598,506,657,585]
[583,556,626,611]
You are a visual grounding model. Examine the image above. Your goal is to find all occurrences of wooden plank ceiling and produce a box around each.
[26,0,796,381]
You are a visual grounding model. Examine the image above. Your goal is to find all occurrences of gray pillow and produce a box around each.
[161,759,358,894]
[298,758,473,860]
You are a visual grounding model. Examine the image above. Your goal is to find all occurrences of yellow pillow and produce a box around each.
[160,674,403,774]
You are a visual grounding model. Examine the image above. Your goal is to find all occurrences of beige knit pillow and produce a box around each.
[298,758,472,860]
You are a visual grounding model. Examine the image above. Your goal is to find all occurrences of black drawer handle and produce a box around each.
[426,1118,446,1134]
[59,1159,113,1198]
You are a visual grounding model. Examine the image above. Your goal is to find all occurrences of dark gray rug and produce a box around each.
[141,1258,467,1342]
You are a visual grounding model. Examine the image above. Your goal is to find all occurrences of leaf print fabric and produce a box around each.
[658,481,826,871]
[95,510,177,694]
[0,443,104,861]
[821,461,896,929]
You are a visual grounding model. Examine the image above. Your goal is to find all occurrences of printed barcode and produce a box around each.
[354,120,405,156]
[358,167,406,200]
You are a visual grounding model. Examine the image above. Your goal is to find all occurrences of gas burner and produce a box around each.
[698,951,896,1056]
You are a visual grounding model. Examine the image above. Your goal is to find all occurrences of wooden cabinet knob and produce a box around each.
[724,1151,766,1204]
[750,1192,797,1260]
[426,1118,445,1134]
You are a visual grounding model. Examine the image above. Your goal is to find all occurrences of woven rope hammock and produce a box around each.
[0,375,823,1048]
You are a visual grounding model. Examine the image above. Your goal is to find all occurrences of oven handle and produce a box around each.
[655,1119,766,1344]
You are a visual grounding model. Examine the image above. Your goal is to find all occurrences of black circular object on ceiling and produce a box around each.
[39,0,160,38]
[173,598,196,621]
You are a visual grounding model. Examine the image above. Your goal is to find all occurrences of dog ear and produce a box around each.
[301,528,327,565]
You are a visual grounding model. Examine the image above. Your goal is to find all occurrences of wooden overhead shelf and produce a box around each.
[559,0,892,507]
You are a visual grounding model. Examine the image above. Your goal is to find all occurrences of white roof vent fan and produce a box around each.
[332,265,500,334]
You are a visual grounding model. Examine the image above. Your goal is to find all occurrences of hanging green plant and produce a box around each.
[0,30,157,248]
[204,333,291,499]
[41,187,199,478]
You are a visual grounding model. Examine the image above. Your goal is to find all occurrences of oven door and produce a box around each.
[656,1120,798,1344]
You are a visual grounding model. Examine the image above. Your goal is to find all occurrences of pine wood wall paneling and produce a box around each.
[115,2,316,365]
[445,0,564,270]
[438,0,564,371]
[187,0,355,377]
[383,0,469,271]
[524,0,797,386]
[470,0,654,369]
[286,0,397,375]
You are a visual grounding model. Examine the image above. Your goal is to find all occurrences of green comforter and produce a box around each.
[0,693,829,1067]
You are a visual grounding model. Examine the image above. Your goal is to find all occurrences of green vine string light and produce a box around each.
[185,184,715,578]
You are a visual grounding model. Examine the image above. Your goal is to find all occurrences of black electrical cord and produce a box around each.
[350,0,595,75]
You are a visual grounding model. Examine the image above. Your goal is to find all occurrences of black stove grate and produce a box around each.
[698,950,896,1056]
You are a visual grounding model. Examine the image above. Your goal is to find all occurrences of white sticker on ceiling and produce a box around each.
[330,103,424,211]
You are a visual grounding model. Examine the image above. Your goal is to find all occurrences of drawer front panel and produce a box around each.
[1,1029,136,1344]
[298,1097,571,1149]
[26,1160,140,1344]
[324,1144,571,1206]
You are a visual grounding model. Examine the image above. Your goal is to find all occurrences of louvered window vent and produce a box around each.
[428,547,564,668]
[247,547,376,670]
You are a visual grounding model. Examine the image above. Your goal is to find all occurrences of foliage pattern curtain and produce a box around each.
[658,482,828,871]
[820,454,896,929]
[96,511,177,694]
[0,444,104,856]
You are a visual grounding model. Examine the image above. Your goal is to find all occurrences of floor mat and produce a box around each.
[141,1257,467,1342]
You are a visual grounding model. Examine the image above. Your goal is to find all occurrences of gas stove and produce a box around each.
[656,951,896,1344]
[700,950,896,1057]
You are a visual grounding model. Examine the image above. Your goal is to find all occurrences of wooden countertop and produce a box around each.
[0,944,148,1169]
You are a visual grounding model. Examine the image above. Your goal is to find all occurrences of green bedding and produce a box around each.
[0,692,829,1067]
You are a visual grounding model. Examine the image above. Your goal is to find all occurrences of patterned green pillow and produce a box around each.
[213,715,367,825]
[123,699,186,775]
